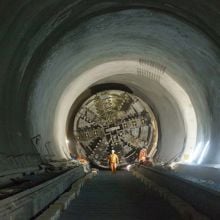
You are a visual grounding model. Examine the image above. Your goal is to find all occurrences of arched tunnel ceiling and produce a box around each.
[0,0,220,172]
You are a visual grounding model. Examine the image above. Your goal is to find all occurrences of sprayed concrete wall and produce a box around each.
[0,0,220,174]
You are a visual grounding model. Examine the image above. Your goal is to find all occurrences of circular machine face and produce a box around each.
[73,90,158,168]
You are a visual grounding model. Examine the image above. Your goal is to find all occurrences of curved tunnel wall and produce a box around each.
[0,0,220,173]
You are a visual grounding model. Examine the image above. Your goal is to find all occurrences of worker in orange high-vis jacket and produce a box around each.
[108,150,119,173]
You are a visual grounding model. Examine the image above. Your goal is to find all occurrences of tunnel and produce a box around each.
[0,0,220,219]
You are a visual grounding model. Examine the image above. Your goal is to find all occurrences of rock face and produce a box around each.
[0,0,220,174]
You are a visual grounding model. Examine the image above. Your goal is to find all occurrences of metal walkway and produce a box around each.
[59,171,181,220]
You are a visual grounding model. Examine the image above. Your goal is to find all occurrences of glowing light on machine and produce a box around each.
[126,164,132,171]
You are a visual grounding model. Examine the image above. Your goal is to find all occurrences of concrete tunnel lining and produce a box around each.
[55,60,195,163]
[0,1,220,173]
[27,8,215,164]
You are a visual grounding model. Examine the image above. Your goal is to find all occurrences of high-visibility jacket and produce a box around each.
[109,153,119,164]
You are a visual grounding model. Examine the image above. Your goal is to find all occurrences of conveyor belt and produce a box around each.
[59,171,181,220]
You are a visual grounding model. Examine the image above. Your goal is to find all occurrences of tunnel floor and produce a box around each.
[59,170,181,220]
